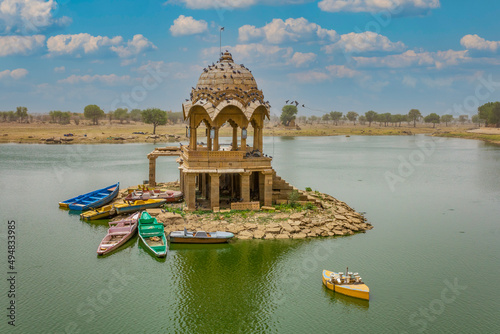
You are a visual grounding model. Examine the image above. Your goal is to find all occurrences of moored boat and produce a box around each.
[114,199,166,215]
[60,183,119,211]
[124,189,183,202]
[169,229,234,244]
[97,212,139,255]
[81,204,116,221]
[138,211,167,257]
[322,269,369,301]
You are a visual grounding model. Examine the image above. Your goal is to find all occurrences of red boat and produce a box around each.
[124,189,183,203]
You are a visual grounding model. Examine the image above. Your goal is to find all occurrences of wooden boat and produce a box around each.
[97,212,139,255]
[322,269,369,301]
[138,211,167,257]
[169,228,234,244]
[60,183,119,211]
[124,189,183,203]
[114,199,166,215]
[80,204,116,221]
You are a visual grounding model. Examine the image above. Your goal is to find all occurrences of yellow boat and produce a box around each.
[114,199,166,215]
[80,204,116,221]
[322,269,370,301]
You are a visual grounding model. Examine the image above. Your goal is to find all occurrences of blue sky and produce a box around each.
[1,0,500,118]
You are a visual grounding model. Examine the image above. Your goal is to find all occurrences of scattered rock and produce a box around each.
[275,233,290,239]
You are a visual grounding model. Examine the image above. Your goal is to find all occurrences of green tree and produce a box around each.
[114,108,129,124]
[358,115,367,125]
[84,105,105,125]
[280,105,298,126]
[16,106,28,123]
[408,109,422,128]
[424,113,440,128]
[478,102,500,127]
[142,108,167,134]
[322,113,331,123]
[329,111,343,126]
[365,110,377,127]
[471,114,480,127]
[346,111,359,125]
[381,113,392,126]
[309,115,318,124]
[440,114,453,127]
[60,112,71,125]
[130,109,142,122]
[458,115,468,125]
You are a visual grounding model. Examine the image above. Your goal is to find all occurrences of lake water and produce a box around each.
[0,135,499,333]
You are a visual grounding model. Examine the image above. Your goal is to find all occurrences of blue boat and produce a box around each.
[59,183,120,211]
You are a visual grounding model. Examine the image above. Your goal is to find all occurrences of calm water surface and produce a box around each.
[0,135,499,333]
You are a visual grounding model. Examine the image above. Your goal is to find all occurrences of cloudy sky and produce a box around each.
[2,0,500,117]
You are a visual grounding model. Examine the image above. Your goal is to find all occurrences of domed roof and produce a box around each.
[182,52,270,123]
[196,52,257,91]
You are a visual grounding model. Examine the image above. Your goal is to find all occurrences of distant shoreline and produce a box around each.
[1,122,499,146]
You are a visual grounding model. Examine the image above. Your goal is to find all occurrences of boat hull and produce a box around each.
[169,231,234,244]
[115,199,166,214]
[138,211,168,258]
[322,270,370,301]
[169,236,231,244]
[64,183,119,211]
[97,213,139,255]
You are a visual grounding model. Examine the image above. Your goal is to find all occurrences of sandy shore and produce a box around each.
[3,121,497,144]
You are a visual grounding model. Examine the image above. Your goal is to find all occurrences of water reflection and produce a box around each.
[321,285,370,310]
[169,240,298,333]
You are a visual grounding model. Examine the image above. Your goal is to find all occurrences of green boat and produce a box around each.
[138,211,167,258]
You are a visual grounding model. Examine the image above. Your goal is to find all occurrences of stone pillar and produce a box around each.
[232,126,238,150]
[262,171,273,207]
[180,170,184,193]
[240,172,251,202]
[257,126,263,152]
[207,126,212,151]
[148,155,157,186]
[189,126,197,150]
[213,127,219,151]
[209,173,220,209]
[253,126,258,151]
[241,128,246,151]
[185,173,196,211]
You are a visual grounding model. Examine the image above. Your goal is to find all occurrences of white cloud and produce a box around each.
[323,31,406,54]
[166,0,313,9]
[47,33,123,55]
[46,33,156,58]
[57,74,132,85]
[54,66,65,73]
[318,0,440,15]
[353,50,470,69]
[289,52,316,67]
[170,15,208,36]
[239,18,337,44]
[202,43,293,65]
[0,0,71,33]
[289,64,361,83]
[110,34,157,58]
[0,35,45,56]
[460,34,500,52]
[402,75,417,87]
[326,64,360,78]
[0,68,28,80]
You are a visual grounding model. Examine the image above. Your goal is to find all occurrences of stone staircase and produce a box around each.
[272,171,321,206]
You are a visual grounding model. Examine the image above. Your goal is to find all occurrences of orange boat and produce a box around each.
[322,269,370,301]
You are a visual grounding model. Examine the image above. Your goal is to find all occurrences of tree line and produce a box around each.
[281,103,499,128]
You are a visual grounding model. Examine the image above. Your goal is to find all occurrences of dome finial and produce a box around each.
[220,51,233,62]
